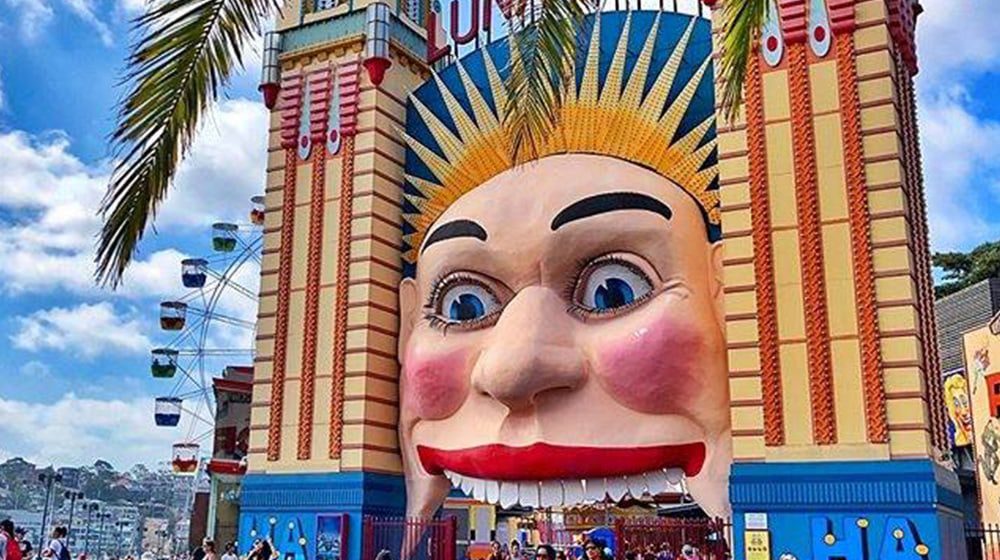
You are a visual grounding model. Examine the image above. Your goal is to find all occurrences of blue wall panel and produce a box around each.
[238,472,406,560]
[730,460,967,560]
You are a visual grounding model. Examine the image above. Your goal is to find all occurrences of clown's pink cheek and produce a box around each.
[402,347,470,420]
[594,315,709,414]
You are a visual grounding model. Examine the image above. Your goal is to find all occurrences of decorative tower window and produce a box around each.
[313,0,337,12]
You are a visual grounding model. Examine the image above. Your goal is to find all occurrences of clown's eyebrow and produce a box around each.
[421,219,488,253]
[550,192,672,230]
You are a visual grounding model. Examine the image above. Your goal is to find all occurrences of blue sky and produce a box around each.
[0,0,999,470]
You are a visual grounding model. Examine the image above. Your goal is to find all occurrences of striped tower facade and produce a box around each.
[713,0,968,556]
[239,2,429,558]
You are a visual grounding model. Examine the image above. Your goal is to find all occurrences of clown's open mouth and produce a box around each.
[417,442,705,507]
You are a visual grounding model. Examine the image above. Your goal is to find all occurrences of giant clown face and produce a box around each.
[399,154,730,516]
[396,11,728,517]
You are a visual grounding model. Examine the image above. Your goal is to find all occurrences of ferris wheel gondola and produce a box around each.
[149,197,263,473]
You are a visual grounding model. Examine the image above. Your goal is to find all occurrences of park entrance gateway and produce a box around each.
[236,0,965,558]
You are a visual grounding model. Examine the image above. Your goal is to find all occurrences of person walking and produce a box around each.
[219,544,236,560]
[1,520,20,560]
[14,529,30,560]
[201,541,216,560]
[535,545,556,560]
[247,540,272,560]
[678,546,699,560]
[509,541,523,560]
[582,540,604,560]
[43,527,70,560]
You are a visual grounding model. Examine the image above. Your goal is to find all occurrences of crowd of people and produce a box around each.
[481,538,704,560]
[1,522,71,560]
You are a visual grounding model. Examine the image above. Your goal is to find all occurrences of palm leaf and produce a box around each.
[718,0,769,122]
[502,0,590,164]
[96,0,277,287]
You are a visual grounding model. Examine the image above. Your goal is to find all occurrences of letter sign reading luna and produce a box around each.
[427,0,495,64]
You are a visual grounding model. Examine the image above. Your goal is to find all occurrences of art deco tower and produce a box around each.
[714,0,967,556]
[240,1,429,557]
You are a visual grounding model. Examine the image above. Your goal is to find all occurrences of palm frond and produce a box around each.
[96,0,277,287]
[502,0,590,164]
[718,0,769,123]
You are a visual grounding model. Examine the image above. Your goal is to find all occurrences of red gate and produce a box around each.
[361,516,458,560]
[613,518,732,560]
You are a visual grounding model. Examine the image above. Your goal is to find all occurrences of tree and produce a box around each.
[99,0,767,284]
[933,240,1000,299]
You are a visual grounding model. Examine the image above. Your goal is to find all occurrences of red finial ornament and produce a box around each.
[363,57,391,87]
[259,83,279,109]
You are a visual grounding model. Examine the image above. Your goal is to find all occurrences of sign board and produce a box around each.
[316,514,347,560]
[745,512,768,530]
[744,530,771,560]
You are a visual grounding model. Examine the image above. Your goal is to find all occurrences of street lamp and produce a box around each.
[63,491,84,549]
[97,512,112,558]
[83,503,100,556]
[37,470,64,555]
[115,520,129,557]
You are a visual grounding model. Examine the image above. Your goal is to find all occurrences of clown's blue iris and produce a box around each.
[449,293,486,321]
[578,260,653,312]
[593,277,635,310]
[438,282,499,324]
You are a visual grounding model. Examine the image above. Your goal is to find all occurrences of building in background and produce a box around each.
[206,367,252,547]
[142,518,173,557]
[937,277,1000,376]
[935,277,1000,524]
[963,314,1000,529]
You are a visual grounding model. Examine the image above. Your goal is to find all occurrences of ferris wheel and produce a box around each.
[151,196,264,474]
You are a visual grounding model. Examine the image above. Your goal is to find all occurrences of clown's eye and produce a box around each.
[428,274,504,329]
[442,284,496,321]
[574,258,653,314]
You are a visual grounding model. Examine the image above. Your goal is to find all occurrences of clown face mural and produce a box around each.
[397,12,729,517]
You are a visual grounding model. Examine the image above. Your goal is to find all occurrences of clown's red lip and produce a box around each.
[417,442,705,481]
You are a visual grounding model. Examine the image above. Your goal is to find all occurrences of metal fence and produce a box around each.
[362,516,458,560]
[966,524,1000,560]
[613,518,732,560]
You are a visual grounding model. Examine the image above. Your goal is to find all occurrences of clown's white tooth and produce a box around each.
[472,478,487,501]
[644,469,670,493]
[499,481,519,508]
[606,478,628,502]
[485,480,501,504]
[563,479,584,505]
[461,476,475,497]
[584,477,606,502]
[445,470,464,488]
[626,474,649,497]
[519,481,540,508]
[540,480,563,508]
[664,467,684,485]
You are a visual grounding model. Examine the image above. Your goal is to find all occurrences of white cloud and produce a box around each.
[919,87,1000,251]
[2,0,111,45]
[914,0,1000,253]
[62,0,114,45]
[917,0,1000,85]
[11,302,152,358]
[159,99,269,229]
[117,0,146,15]
[0,394,191,470]
[2,0,54,41]
[0,98,266,297]
[19,360,52,378]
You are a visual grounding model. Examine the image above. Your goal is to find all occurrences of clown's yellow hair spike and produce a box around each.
[403,12,717,264]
